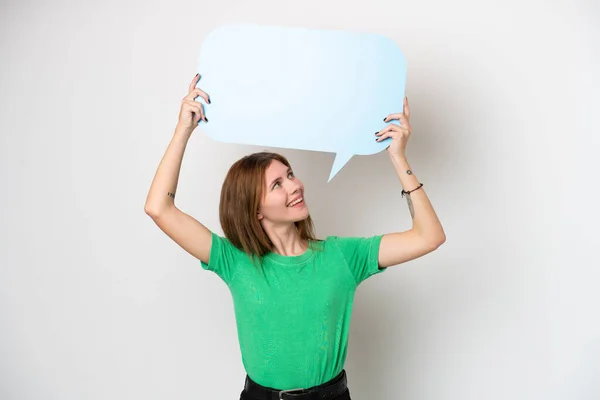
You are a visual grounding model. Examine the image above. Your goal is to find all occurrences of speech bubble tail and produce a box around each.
[328,153,353,182]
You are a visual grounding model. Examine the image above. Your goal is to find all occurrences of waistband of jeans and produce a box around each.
[243,369,348,400]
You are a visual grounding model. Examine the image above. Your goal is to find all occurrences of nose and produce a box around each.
[288,181,302,195]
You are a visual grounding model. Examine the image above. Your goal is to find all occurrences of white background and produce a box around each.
[1,0,598,399]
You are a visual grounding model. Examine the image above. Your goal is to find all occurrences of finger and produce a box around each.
[384,97,411,123]
[375,131,394,142]
[184,100,206,122]
[188,73,201,94]
[185,88,210,103]
[393,118,411,132]
[395,114,409,126]
[194,103,207,122]
[383,113,406,123]
[376,126,410,141]
[183,102,203,123]
[384,113,410,125]
[383,120,411,134]
[375,123,402,136]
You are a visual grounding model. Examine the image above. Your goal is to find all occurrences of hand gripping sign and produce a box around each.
[196,24,407,182]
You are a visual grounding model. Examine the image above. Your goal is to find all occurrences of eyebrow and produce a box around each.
[269,168,292,188]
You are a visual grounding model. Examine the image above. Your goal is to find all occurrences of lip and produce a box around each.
[287,194,304,207]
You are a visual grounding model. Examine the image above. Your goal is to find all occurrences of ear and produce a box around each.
[257,212,263,220]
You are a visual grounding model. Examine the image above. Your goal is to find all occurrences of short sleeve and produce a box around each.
[330,235,386,285]
[200,231,243,284]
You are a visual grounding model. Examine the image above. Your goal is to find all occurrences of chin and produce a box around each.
[293,210,310,222]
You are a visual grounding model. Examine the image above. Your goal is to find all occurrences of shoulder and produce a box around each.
[321,235,383,255]
[211,232,246,253]
[204,232,253,267]
[323,235,383,246]
[320,235,386,284]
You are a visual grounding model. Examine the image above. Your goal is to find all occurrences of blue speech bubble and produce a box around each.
[196,24,406,182]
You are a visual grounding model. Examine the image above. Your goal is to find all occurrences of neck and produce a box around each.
[265,224,308,256]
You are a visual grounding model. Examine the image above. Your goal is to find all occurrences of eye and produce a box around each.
[288,171,294,178]
[273,181,280,189]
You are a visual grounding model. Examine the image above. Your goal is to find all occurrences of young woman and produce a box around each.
[144,73,446,400]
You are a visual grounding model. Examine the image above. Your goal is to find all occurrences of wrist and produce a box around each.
[390,153,408,165]
[173,125,193,141]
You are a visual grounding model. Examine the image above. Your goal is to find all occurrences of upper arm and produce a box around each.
[378,229,444,268]
[147,205,212,264]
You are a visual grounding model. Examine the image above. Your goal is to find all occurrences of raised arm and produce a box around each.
[144,73,214,264]
[375,97,446,268]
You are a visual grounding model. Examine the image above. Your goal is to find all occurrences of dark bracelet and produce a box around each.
[401,183,423,197]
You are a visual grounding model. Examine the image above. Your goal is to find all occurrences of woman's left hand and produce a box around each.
[376,96,412,159]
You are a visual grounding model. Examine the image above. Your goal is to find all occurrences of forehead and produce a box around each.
[264,159,289,179]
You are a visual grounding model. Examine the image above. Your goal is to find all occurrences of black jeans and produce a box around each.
[239,371,352,400]
[240,388,351,400]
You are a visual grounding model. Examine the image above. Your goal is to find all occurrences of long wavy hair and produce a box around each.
[219,152,321,266]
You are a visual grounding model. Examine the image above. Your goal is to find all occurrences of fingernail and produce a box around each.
[383,118,386,122]
[204,117,208,122]
[195,73,199,77]
[207,97,211,104]
[374,131,379,135]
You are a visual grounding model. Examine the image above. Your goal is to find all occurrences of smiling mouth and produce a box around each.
[287,196,304,207]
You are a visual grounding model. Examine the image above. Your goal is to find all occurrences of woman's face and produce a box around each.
[257,160,309,226]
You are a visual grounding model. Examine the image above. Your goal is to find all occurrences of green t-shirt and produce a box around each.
[200,231,386,390]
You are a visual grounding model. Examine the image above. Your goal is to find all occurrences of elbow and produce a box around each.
[144,202,175,218]
[414,227,446,249]
[144,204,163,218]
[432,231,446,248]
[144,205,158,218]
[423,231,446,250]
[435,234,446,248]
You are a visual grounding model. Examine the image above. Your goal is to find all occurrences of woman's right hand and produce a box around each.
[176,73,211,133]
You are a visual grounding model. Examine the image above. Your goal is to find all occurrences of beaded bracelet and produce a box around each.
[401,183,423,198]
